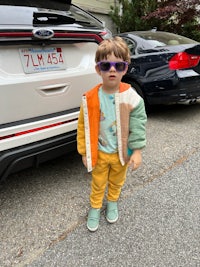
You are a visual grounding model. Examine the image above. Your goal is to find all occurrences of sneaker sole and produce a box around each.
[106,215,118,224]
[87,224,99,232]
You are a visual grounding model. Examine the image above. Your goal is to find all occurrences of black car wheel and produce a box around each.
[127,81,152,113]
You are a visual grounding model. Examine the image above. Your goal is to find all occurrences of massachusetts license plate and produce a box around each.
[19,47,66,73]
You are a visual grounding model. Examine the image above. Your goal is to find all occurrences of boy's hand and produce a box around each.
[82,156,87,168]
[128,149,142,171]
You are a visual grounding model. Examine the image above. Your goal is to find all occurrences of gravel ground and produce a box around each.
[26,151,200,267]
[0,103,200,267]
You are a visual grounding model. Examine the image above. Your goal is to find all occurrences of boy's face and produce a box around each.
[95,53,128,93]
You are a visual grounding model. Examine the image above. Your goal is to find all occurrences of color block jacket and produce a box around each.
[77,82,147,172]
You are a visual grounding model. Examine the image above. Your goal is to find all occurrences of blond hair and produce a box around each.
[95,36,131,64]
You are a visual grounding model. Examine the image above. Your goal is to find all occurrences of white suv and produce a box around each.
[0,0,112,181]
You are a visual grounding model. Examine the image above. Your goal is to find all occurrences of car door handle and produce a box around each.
[37,83,70,96]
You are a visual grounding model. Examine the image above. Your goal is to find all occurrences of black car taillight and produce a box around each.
[169,52,200,70]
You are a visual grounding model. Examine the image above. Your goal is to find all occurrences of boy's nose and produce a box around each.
[110,65,116,71]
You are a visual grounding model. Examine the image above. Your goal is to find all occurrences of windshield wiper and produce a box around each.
[33,12,76,25]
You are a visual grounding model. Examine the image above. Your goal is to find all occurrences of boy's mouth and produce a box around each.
[109,75,116,79]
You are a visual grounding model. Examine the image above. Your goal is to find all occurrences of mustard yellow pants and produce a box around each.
[90,150,128,209]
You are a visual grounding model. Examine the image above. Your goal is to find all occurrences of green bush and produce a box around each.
[109,0,200,41]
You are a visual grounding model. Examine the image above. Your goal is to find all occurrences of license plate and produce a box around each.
[19,47,66,73]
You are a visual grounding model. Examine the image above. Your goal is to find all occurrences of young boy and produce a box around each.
[77,36,147,232]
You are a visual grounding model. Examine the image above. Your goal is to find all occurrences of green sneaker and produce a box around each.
[106,201,118,223]
[87,208,100,232]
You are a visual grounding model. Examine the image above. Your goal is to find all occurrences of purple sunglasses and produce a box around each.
[97,61,128,72]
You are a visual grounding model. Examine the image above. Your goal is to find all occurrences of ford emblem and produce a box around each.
[32,28,54,39]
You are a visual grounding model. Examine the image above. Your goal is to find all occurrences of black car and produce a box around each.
[118,31,200,110]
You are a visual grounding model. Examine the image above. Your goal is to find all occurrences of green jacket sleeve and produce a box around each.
[128,98,147,150]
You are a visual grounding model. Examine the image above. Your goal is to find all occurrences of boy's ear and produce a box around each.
[95,64,101,75]
[123,65,128,75]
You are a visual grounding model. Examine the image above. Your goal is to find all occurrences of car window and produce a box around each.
[135,31,198,47]
[0,1,103,28]
[121,37,136,55]
[146,40,166,47]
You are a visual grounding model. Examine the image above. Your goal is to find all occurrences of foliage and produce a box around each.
[109,0,158,33]
[143,0,200,41]
[109,0,200,41]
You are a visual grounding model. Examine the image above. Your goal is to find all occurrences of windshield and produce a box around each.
[135,31,198,47]
[0,2,103,28]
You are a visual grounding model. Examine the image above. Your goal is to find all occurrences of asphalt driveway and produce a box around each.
[25,150,200,267]
[0,103,200,267]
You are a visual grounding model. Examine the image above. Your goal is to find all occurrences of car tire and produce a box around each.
[130,82,152,114]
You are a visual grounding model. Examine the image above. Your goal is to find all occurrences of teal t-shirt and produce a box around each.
[98,88,118,153]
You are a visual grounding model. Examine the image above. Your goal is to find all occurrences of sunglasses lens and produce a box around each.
[115,62,126,71]
[99,62,111,71]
